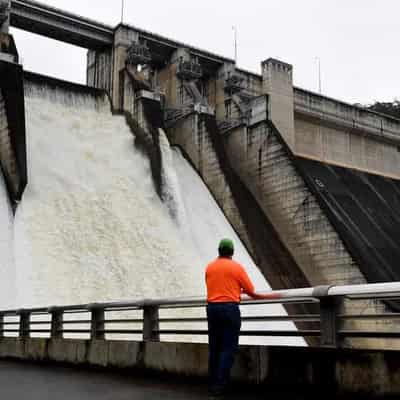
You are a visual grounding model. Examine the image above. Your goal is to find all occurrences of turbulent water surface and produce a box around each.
[0,169,15,308]
[14,83,203,308]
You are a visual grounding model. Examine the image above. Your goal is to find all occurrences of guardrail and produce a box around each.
[1,282,400,348]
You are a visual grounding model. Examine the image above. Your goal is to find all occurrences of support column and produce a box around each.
[0,1,19,64]
[262,58,295,149]
[215,62,236,121]
[0,313,4,338]
[0,0,14,63]
[111,26,140,110]
[0,0,10,34]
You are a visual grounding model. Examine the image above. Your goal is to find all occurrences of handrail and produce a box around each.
[1,282,400,348]
[3,281,399,315]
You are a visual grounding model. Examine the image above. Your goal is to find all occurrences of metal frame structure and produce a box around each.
[1,282,400,348]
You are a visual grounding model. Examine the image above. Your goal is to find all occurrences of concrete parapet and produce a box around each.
[294,88,400,141]
[47,339,86,364]
[294,88,400,178]
[107,341,140,368]
[1,338,400,397]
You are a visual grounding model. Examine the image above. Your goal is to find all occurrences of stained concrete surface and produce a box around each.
[0,360,296,400]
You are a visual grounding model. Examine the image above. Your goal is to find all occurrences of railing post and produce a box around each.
[143,303,159,342]
[89,304,105,340]
[313,286,343,348]
[48,307,63,339]
[18,310,30,339]
[319,296,342,348]
[0,313,4,338]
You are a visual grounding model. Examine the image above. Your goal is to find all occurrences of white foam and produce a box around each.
[0,168,15,309]
[14,84,204,308]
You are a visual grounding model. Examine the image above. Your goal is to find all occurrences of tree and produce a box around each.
[367,100,400,119]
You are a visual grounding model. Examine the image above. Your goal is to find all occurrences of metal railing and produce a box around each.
[1,282,400,348]
[126,42,152,66]
[176,61,203,80]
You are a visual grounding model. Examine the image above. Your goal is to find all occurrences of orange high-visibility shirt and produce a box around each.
[205,257,255,303]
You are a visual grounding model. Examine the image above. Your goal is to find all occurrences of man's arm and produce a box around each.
[246,292,282,300]
[239,266,281,300]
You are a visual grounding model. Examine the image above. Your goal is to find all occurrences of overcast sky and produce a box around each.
[11,0,399,104]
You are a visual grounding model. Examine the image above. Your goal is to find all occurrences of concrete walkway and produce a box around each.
[0,360,298,400]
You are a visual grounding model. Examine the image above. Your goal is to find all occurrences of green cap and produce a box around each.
[218,238,234,253]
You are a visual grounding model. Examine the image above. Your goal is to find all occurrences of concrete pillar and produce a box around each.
[0,0,10,34]
[163,47,197,109]
[262,58,295,149]
[172,47,191,63]
[112,25,140,109]
[0,0,12,62]
[215,63,235,121]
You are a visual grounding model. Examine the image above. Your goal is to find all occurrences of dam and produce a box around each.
[0,0,400,350]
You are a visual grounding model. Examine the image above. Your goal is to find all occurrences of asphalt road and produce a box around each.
[0,360,278,400]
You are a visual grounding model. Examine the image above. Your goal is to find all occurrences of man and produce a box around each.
[205,238,278,397]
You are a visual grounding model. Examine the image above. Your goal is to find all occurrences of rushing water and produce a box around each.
[0,168,15,309]
[14,82,203,308]
[0,81,303,345]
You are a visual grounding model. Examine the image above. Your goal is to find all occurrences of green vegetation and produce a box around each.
[367,100,400,119]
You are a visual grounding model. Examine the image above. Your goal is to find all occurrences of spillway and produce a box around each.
[0,168,15,309]
[1,77,303,345]
[14,80,204,308]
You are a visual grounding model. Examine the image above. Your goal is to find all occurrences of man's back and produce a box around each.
[206,239,276,396]
[206,257,254,303]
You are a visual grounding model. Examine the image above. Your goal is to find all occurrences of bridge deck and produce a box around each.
[0,360,299,400]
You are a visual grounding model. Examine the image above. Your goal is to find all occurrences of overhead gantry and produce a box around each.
[9,0,113,49]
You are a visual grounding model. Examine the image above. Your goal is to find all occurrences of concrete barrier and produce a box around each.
[0,338,399,397]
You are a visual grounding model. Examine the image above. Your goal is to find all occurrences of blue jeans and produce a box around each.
[207,303,241,392]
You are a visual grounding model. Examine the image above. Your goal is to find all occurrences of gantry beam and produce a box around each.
[8,0,232,69]
[10,0,113,49]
